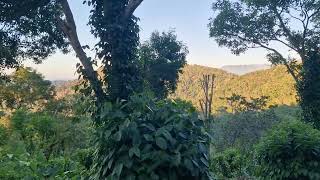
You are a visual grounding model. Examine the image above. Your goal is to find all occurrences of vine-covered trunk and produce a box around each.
[107,27,142,102]
[298,51,320,129]
[91,0,143,102]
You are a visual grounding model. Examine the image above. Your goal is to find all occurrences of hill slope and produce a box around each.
[54,65,297,111]
[172,65,296,111]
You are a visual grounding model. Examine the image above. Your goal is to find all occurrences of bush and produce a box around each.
[0,149,86,180]
[212,110,279,152]
[255,120,320,179]
[0,125,8,146]
[210,148,248,179]
[91,95,213,179]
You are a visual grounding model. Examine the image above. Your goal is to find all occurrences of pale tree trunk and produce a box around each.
[199,74,215,122]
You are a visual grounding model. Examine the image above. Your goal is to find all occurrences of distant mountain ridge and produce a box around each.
[221,64,271,75]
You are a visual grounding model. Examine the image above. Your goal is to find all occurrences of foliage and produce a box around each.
[0,67,55,112]
[298,51,320,128]
[211,109,280,152]
[0,125,8,146]
[11,108,92,157]
[209,0,320,64]
[0,93,94,179]
[223,93,269,113]
[255,120,320,179]
[209,0,320,128]
[87,0,143,102]
[140,30,188,99]
[91,95,213,180]
[210,148,248,179]
[0,150,84,179]
[171,65,297,113]
[0,0,68,71]
[56,65,298,113]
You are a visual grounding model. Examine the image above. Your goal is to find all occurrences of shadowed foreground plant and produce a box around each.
[91,95,213,180]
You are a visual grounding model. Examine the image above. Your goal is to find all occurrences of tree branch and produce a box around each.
[255,42,299,83]
[272,7,299,50]
[271,37,297,52]
[225,32,300,83]
[123,0,144,20]
[57,0,105,102]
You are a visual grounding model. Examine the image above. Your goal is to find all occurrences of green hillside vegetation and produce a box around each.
[172,65,297,112]
[3,0,320,179]
[56,65,297,112]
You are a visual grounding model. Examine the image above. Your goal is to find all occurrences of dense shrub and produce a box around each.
[0,125,8,146]
[91,95,213,179]
[210,148,248,179]
[0,149,86,179]
[0,101,94,179]
[212,110,279,152]
[255,120,320,179]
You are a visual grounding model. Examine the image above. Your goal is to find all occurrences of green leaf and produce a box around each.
[129,146,141,158]
[156,137,168,150]
[105,130,112,139]
[144,134,154,141]
[113,163,123,176]
[184,158,194,171]
[114,131,122,142]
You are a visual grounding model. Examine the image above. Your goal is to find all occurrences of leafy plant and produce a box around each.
[0,125,8,146]
[210,148,248,179]
[0,67,55,112]
[91,95,213,179]
[223,94,269,113]
[209,0,320,128]
[212,109,279,152]
[139,30,188,99]
[255,120,320,179]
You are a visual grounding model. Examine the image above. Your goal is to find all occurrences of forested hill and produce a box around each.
[55,64,297,111]
[172,65,297,111]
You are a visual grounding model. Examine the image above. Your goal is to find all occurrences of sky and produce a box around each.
[26,0,270,80]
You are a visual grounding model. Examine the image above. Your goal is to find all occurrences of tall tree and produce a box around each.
[298,49,320,128]
[209,0,320,127]
[139,31,188,99]
[1,0,145,104]
[0,67,55,112]
[55,0,146,103]
[85,0,144,102]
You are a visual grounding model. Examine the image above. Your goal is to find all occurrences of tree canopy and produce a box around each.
[209,0,320,127]
[0,67,54,112]
[0,0,68,72]
[209,0,320,82]
[140,30,188,99]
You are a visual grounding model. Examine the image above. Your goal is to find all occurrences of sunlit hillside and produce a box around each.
[173,65,297,111]
[55,64,297,111]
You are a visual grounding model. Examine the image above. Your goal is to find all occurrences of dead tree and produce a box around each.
[199,74,215,121]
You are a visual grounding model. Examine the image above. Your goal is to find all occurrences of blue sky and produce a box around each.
[26,0,269,80]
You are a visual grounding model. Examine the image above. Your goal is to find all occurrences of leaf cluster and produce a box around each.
[0,0,69,71]
[255,120,320,179]
[91,94,213,180]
